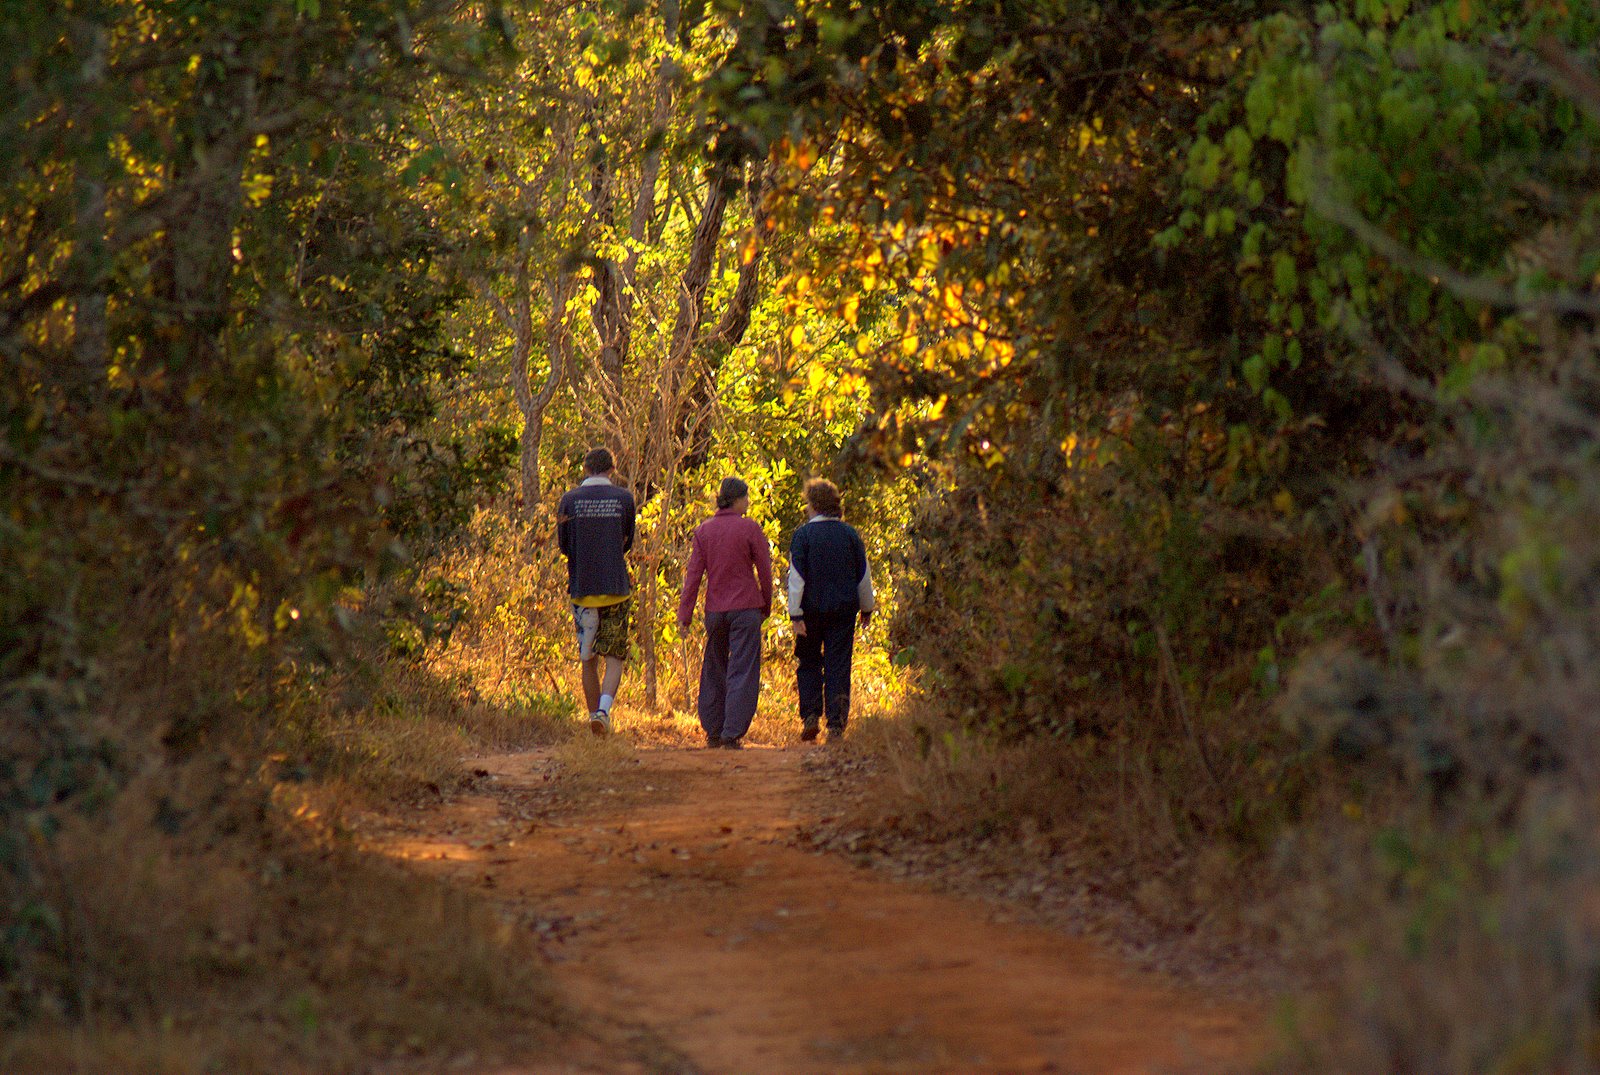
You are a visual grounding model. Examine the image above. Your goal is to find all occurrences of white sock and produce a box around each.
[598,694,614,714]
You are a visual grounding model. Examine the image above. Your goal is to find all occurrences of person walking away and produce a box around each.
[678,477,773,749]
[557,447,636,736]
[787,478,874,742]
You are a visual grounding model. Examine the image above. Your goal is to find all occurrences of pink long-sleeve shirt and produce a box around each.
[677,509,773,622]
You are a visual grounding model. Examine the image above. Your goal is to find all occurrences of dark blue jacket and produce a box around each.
[557,478,635,598]
[787,516,876,618]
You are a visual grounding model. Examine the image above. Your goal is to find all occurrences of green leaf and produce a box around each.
[1272,252,1299,298]
[1243,352,1268,392]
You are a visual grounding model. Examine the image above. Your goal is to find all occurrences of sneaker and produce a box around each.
[704,731,720,749]
[718,737,743,750]
[589,710,611,737]
[799,724,820,743]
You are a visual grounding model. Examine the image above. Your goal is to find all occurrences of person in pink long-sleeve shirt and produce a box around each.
[677,477,773,749]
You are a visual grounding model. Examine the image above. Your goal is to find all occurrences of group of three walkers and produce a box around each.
[556,447,874,748]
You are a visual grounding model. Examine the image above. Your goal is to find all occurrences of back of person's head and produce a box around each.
[804,477,842,516]
[716,477,749,510]
[582,447,615,476]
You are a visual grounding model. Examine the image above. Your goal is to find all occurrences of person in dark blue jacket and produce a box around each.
[557,447,635,736]
[786,478,875,742]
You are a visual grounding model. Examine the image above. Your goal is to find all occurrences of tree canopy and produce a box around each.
[5,0,1600,1069]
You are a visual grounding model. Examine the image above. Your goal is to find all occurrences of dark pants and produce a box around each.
[795,609,856,731]
[699,608,763,741]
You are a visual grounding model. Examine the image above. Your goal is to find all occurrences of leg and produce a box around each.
[574,603,603,713]
[698,611,731,740]
[720,609,763,742]
[600,656,624,701]
[591,599,631,715]
[822,611,857,732]
[590,655,625,737]
[581,657,602,714]
[795,615,825,731]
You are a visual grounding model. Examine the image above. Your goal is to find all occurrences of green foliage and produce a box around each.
[0,0,513,1024]
[1170,0,1600,416]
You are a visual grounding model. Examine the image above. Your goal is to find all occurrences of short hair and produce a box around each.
[804,477,841,516]
[582,447,614,475]
[716,476,749,510]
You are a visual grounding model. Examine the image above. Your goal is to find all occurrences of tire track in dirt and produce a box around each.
[370,743,1260,1074]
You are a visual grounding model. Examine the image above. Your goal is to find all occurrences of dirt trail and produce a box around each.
[372,744,1260,1074]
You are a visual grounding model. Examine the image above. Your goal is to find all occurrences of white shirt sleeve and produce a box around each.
[787,562,806,617]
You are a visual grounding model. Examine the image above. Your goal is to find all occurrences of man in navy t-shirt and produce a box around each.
[557,447,635,736]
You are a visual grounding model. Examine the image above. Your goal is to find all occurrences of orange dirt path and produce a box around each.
[373,744,1261,1074]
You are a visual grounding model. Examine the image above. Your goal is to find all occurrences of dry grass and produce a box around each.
[833,696,1279,957]
[273,632,576,800]
[1,764,565,1075]
[1,507,600,1074]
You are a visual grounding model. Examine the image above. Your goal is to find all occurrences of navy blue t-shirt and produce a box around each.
[557,478,635,599]
[787,516,873,617]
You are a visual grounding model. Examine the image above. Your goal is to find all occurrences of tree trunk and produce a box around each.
[70,17,109,392]
[642,604,659,709]
[678,159,777,470]
[493,265,571,519]
[519,412,543,509]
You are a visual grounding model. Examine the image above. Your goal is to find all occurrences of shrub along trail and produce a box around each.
[365,741,1260,1074]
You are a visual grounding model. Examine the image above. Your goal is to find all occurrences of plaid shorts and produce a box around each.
[572,598,632,661]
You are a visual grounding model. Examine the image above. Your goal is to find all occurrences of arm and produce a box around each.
[855,532,876,622]
[621,492,636,553]
[786,529,807,619]
[557,494,573,558]
[752,523,773,617]
[677,531,705,627]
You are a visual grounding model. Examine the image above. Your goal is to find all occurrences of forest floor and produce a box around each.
[358,734,1263,1075]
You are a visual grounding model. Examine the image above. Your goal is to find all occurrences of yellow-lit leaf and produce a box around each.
[788,139,817,171]
[242,172,274,205]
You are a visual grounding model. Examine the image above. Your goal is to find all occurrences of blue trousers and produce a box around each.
[698,608,763,741]
[795,609,857,730]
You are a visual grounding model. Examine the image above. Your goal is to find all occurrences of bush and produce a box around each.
[1276,319,1600,1072]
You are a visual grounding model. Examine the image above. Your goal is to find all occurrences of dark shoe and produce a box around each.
[719,737,743,750]
[824,725,846,744]
[704,731,720,749]
[799,724,820,743]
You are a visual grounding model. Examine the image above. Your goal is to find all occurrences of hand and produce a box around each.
[860,609,873,628]
[792,619,807,638]
[762,604,772,621]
